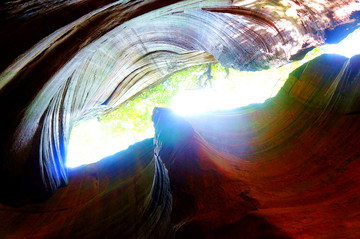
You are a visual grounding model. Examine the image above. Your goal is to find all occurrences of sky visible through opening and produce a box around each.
[67,28,360,168]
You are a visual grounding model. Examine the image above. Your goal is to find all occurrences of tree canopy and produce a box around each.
[67,42,343,167]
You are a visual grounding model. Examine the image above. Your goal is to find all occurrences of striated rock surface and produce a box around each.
[0,138,155,238]
[1,0,360,238]
[176,54,360,238]
[1,0,359,203]
[0,53,359,238]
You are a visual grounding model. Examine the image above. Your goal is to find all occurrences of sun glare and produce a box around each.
[171,27,360,115]
[66,27,360,168]
[171,69,284,115]
[321,27,360,58]
[66,119,141,168]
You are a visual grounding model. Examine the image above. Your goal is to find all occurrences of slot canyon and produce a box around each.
[1,0,360,238]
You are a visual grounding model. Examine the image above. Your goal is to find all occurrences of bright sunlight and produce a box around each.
[66,27,360,168]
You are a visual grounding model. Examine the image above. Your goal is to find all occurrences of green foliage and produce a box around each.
[98,47,323,141]
[67,46,329,167]
[98,64,211,141]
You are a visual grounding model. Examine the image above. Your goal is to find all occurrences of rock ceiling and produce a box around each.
[0,0,360,238]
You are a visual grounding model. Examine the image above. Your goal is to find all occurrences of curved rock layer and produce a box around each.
[0,139,159,238]
[1,54,359,238]
[1,0,360,203]
[1,0,360,238]
[177,54,360,238]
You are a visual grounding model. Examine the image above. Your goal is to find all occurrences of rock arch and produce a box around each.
[1,0,360,238]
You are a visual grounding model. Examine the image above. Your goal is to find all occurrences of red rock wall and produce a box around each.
[1,1,360,238]
[1,53,359,238]
[170,54,360,238]
[1,0,359,203]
